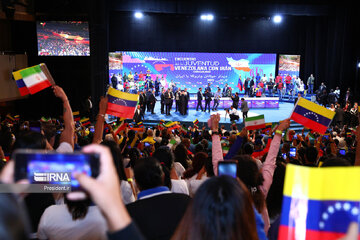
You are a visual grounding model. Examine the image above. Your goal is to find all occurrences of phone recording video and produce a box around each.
[14,150,100,191]
[282,153,287,159]
[218,161,237,178]
[339,149,346,156]
[289,147,296,157]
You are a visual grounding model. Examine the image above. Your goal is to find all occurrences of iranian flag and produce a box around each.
[245,115,266,130]
[13,64,52,95]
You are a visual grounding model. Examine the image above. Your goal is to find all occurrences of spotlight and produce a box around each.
[134,11,143,19]
[358,62,360,68]
[200,14,214,21]
[273,15,282,23]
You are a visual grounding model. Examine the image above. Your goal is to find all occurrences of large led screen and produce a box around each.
[37,21,90,56]
[109,51,276,93]
[278,54,300,77]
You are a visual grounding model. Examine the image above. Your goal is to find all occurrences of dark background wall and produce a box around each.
[1,0,360,118]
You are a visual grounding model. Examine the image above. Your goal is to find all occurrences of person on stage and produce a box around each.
[267,79,274,97]
[240,98,249,120]
[184,88,190,114]
[222,83,230,97]
[196,87,204,111]
[149,89,157,114]
[228,106,239,122]
[155,77,160,96]
[205,83,212,93]
[175,88,181,112]
[179,90,187,115]
[250,77,255,97]
[160,88,165,114]
[204,89,212,113]
[212,88,221,111]
[145,89,152,112]
[165,88,174,115]
[231,92,240,109]
[111,74,118,89]
[307,74,315,94]
[134,72,139,82]
[133,105,144,123]
[255,73,261,86]
[139,90,146,114]
[244,77,250,96]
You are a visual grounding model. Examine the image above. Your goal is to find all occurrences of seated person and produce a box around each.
[127,157,191,240]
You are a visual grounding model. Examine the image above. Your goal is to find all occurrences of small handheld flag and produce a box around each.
[244,115,265,130]
[290,98,335,134]
[106,87,139,119]
[80,117,91,126]
[73,111,80,122]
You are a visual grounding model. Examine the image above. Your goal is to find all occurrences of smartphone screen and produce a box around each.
[290,147,296,157]
[14,150,100,191]
[323,135,329,139]
[339,149,346,156]
[29,121,41,133]
[218,161,237,178]
[144,142,151,147]
[282,153,287,159]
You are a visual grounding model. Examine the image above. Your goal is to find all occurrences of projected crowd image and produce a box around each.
[37,21,90,56]
[109,51,276,93]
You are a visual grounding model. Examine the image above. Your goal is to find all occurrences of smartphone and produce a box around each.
[339,149,346,156]
[144,142,151,147]
[13,150,100,191]
[89,128,95,133]
[323,135,329,139]
[289,147,296,157]
[29,121,41,133]
[218,161,237,178]
[282,153,287,159]
[293,135,297,140]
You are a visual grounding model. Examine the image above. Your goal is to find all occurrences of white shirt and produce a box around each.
[56,142,73,153]
[185,174,209,197]
[171,179,189,195]
[121,180,135,204]
[174,162,186,178]
[37,205,107,240]
[230,108,238,115]
[261,76,268,83]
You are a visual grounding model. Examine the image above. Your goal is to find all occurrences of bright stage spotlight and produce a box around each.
[358,62,360,68]
[134,11,143,19]
[273,15,282,23]
[200,14,214,21]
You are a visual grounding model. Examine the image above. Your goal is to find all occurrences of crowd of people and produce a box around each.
[1,83,360,240]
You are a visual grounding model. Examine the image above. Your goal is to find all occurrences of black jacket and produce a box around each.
[197,91,203,101]
[127,193,190,240]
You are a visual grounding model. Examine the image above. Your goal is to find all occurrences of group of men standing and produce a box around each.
[161,88,190,116]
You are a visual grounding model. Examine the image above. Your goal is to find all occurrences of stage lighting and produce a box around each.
[358,62,360,68]
[200,14,214,21]
[273,15,282,23]
[134,11,143,19]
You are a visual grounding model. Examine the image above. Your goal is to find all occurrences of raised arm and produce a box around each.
[93,96,108,144]
[53,86,74,150]
[209,114,223,176]
[355,124,360,166]
[260,119,290,197]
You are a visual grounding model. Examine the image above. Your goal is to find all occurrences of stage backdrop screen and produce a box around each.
[109,51,276,93]
[278,54,300,77]
[37,21,90,56]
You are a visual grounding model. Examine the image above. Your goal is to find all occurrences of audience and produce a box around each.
[1,84,360,240]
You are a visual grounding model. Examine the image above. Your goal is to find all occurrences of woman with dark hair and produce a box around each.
[153,146,189,195]
[173,143,189,176]
[101,140,135,204]
[37,195,107,240]
[183,152,210,197]
[172,176,258,240]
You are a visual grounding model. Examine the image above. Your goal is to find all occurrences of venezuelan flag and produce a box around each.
[193,119,199,125]
[290,98,335,134]
[106,87,139,119]
[80,117,91,126]
[73,111,80,122]
[279,164,360,240]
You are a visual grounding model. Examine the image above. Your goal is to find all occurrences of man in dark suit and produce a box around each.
[127,157,190,240]
[111,74,118,89]
[139,90,146,114]
[205,83,211,93]
[164,88,173,115]
[149,90,157,114]
[222,83,230,97]
[133,105,143,123]
[146,89,153,112]
[160,88,165,114]
[184,88,190,114]
[334,103,344,127]
[196,87,204,111]
[231,92,240,109]
[244,78,250,96]
[204,89,212,113]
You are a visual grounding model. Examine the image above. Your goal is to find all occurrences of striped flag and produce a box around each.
[73,111,80,121]
[113,121,127,135]
[106,87,139,119]
[80,117,91,126]
[193,119,199,125]
[244,115,265,130]
[12,64,52,95]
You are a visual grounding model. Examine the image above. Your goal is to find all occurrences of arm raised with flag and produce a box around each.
[53,85,74,151]
[93,96,108,144]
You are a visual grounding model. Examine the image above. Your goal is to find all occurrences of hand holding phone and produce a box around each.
[218,161,237,178]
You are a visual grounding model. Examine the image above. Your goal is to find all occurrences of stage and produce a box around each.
[142,100,295,125]
[186,97,279,109]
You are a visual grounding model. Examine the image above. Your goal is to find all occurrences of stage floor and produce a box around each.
[143,101,295,124]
